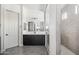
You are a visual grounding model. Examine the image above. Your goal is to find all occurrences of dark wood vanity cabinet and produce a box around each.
[23,35,45,46]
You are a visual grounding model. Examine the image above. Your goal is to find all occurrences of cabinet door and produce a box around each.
[23,35,45,45]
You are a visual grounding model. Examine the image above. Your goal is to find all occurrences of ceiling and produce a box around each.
[23,4,47,12]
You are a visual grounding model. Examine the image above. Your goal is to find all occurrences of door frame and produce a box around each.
[0,6,21,53]
[4,9,19,50]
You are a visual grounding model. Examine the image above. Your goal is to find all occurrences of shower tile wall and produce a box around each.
[61,5,79,54]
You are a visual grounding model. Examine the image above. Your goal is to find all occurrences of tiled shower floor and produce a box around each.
[61,45,75,55]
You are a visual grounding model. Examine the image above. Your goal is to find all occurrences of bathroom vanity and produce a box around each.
[22,8,46,46]
[23,34,45,45]
[23,20,45,45]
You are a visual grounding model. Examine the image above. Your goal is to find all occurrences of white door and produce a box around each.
[4,9,19,49]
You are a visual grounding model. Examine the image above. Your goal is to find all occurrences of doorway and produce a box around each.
[22,5,46,46]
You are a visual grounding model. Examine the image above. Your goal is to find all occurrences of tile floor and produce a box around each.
[61,45,75,55]
[0,45,75,55]
[4,46,48,55]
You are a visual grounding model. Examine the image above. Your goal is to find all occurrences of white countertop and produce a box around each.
[23,31,45,35]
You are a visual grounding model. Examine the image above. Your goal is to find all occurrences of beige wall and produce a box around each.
[61,4,79,54]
